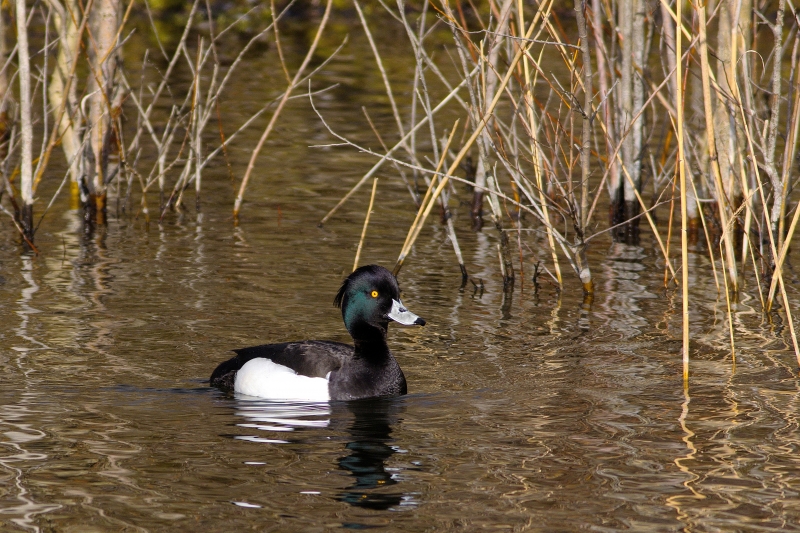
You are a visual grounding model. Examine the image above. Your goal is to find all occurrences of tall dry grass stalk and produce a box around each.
[14,0,33,244]
[676,0,689,382]
[233,0,335,222]
[354,178,378,272]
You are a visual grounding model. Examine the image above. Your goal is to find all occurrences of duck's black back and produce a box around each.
[209,341,352,390]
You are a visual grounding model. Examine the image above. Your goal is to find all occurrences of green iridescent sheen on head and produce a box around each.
[334,265,401,335]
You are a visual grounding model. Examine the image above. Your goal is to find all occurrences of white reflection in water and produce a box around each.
[233,398,331,443]
[232,501,262,508]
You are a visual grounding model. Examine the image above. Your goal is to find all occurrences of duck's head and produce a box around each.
[334,265,425,338]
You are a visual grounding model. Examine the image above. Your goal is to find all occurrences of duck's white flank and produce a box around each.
[234,358,330,401]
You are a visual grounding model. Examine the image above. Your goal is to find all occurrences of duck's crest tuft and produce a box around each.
[334,277,348,308]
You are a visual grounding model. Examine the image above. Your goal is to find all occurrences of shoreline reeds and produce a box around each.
[1,1,800,376]
[317,1,800,374]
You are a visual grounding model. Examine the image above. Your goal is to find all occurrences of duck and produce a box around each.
[210,265,425,401]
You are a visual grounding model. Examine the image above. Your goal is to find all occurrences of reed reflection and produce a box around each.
[600,242,653,338]
[1,256,61,531]
[337,397,407,510]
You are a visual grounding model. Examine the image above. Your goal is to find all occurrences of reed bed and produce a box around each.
[1,0,799,376]
[315,0,800,374]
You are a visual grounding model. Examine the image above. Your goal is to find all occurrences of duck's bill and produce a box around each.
[388,299,426,326]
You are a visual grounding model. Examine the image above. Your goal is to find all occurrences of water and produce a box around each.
[2,12,800,532]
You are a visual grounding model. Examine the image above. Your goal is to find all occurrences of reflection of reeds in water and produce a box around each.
[0,257,60,529]
[1,251,158,531]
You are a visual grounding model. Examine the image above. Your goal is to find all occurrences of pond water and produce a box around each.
[2,11,800,532]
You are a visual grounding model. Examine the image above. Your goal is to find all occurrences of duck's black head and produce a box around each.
[334,265,425,339]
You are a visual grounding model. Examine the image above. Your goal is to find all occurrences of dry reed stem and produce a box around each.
[688,162,720,293]
[270,0,291,84]
[714,191,745,365]
[442,4,546,187]
[497,243,506,280]
[35,153,82,234]
[234,0,333,221]
[676,0,689,382]
[575,0,590,231]
[696,2,737,295]
[42,0,83,191]
[356,0,459,253]
[354,178,378,272]
[471,28,515,288]
[394,120,459,275]
[14,0,33,237]
[411,70,468,281]
[574,0,593,294]
[80,0,134,206]
[361,107,417,202]
[613,129,679,283]
[163,38,204,216]
[518,0,561,286]
[767,63,800,309]
[765,0,787,248]
[719,239,736,364]
[311,94,586,275]
[131,0,198,142]
[777,277,800,370]
[557,34,683,282]
[0,203,38,252]
[388,5,545,277]
[354,0,407,147]
[657,0,692,41]
[319,71,475,226]
[663,165,676,288]
[128,0,285,176]
[769,199,800,313]
[778,46,800,255]
[735,74,800,366]
[314,127,575,247]
[737,146,757,295]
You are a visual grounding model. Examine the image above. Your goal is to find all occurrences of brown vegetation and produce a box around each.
[1,0,800,374]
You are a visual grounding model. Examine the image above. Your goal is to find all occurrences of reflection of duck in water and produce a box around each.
[338,398,406,510]
[227,396,414,511]
[210,265,425,401]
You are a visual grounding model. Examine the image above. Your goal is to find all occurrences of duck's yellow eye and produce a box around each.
[371,290,379,298]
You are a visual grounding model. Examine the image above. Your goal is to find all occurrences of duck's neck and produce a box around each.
[350,323,391,361]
